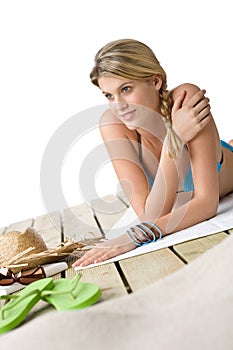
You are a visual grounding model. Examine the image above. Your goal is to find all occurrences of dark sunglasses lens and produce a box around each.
[0,277,14,286]
[0,267,46,286]
[18,275,43,285]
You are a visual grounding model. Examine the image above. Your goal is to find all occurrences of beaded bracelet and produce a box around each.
[127,221,163,247]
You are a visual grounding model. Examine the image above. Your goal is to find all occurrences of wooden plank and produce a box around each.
[92,195,184,292]
[63,203,101,241]
[5,218,34,232]
[34,212,62,248]
[173,232,228,263]
[37,227,62,248]
[66,263,128,301]
[228,228,233,235]
[33,212,65,290]
[63,199,129,300]
[119,249,184,291]
[34,211,61,230]
[91,194,128,233]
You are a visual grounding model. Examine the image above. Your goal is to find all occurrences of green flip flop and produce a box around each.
[42,274,102,311]
[0,278,54,335]
[0,274,101,334]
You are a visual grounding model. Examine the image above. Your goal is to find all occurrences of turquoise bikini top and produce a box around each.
[183,140,233,191]
[137,132,233,192]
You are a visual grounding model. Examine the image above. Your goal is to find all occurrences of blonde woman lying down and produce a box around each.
[73,39,233,268]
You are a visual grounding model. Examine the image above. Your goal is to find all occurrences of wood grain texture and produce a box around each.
[66,263,128,301]
[119,248,184,291]
[173,232,228,262]
[63,203,101,241]
[91,194,128,234]
[34,211,62,248]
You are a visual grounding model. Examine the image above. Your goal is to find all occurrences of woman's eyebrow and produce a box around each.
[101,81,134,94]
[101,90,110,95]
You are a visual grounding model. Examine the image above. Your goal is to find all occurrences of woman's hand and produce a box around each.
[72,234,136,268]
[171,89,211,144]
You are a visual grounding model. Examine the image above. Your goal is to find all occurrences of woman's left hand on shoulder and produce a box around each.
[171,88,211,144]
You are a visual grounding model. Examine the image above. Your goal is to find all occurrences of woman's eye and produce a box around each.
[122,86,131,93]
[105,93,113,100]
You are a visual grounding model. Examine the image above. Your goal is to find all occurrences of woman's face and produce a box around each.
[98,76,162,129]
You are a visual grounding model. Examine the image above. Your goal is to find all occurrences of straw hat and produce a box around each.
[0,227,47,269]
[0,227,104,272]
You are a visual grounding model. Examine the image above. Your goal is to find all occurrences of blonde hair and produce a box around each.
[90,39,182,158]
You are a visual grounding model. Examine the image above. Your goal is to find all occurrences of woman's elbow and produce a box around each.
[201,197,219,220]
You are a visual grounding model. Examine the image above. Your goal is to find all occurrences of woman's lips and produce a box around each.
[121,109,136,121]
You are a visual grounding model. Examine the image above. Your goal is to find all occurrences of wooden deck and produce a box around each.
[1,193,232,307]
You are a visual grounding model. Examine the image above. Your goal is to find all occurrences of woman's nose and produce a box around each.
[115,96,128,111]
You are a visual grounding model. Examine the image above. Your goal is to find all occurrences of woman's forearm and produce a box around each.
[143,141,179,221]
[155,195,219,236]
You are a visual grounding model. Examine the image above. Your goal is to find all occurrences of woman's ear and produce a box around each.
[153,75,163,90]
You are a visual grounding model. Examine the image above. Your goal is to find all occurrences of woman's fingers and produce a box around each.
[196,103,211,121]
[74,247,118,267]
[72,234,136,267]
[187,89,206,108]
[74,247,108,267]
[193,97,210,117]
[172,90,186,114]
[186,89,211,124]
[199,114,211,128]
[194,96,209,111]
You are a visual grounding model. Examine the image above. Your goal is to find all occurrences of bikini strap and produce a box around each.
[136,131,143,163]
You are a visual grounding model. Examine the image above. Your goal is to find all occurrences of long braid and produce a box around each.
[160,83,183,159]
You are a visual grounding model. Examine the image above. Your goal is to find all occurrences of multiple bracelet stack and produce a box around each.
[127,221,163,247]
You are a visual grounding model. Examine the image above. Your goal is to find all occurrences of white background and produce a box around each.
[0,0,232,228]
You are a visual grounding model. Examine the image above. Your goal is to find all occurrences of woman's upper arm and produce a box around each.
[181,85,220,213]
[99,110,150,215]
[171,83,199,101]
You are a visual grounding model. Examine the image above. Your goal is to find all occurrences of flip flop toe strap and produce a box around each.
[0,289,41,320]
[41,274,81,300]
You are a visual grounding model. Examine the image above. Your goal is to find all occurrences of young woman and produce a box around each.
[73,39,233,267]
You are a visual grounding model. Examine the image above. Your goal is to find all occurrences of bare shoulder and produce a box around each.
[99,108,119,125]
[99,109,135,140]
[170,83,201,103]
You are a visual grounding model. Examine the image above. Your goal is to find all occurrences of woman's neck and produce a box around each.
[137,112,167,144]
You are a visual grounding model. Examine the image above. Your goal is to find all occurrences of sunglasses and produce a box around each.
[0,266,46,286]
